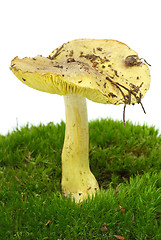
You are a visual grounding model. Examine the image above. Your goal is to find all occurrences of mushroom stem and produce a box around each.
[62,94,99,202]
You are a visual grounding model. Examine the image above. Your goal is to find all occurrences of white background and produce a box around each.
[0,0,161,135]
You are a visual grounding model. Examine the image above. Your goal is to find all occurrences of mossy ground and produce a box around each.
[0,119,160,239]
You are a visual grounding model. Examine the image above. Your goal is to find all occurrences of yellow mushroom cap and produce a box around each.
[10,39,151,104]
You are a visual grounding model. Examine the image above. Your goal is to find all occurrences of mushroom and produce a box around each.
[10,39,151,202]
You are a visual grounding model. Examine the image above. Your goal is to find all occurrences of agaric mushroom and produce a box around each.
[10,39,151,202]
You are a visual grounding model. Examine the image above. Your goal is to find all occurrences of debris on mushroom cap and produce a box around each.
[10,39,151,105]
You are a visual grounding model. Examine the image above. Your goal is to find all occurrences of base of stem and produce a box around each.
[62,171,100,203]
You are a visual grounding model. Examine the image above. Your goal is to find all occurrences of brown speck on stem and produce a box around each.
[78,80,82,83]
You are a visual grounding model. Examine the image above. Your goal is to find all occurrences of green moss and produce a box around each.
[0,119,161,239]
